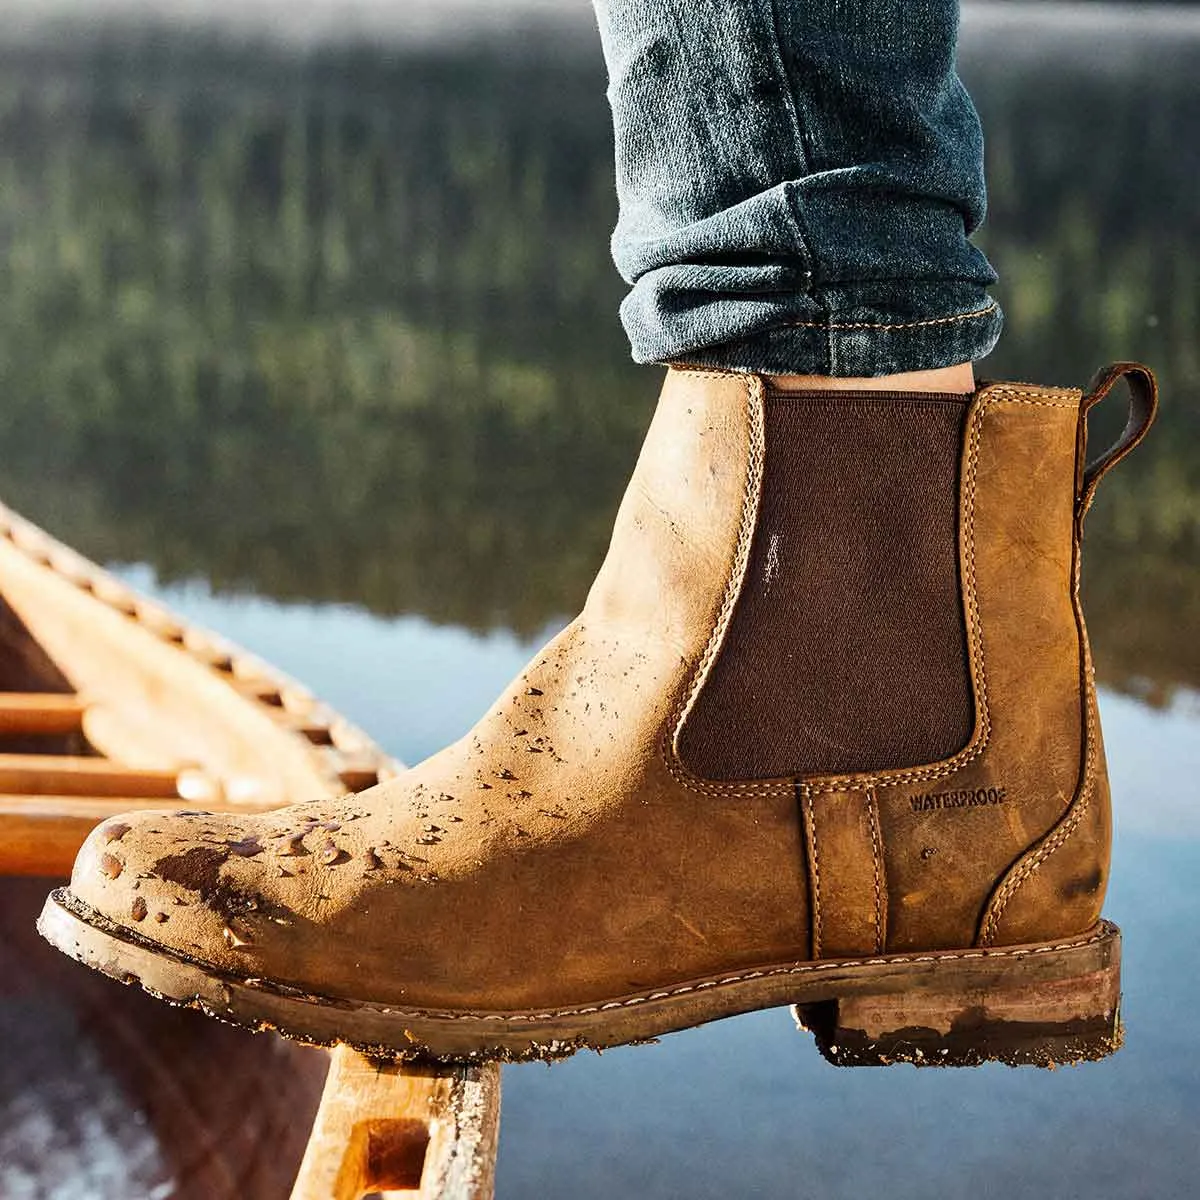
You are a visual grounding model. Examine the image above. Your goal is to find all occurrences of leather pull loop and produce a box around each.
[1077,362,1158,526]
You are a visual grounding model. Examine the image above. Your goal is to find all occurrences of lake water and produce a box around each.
[0,2,1196,1197]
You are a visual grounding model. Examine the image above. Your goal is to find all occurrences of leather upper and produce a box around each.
[65,365,1139,1011]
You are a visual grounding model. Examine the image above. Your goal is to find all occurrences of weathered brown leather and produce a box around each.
[66,369,809,1010]
[802,787,887,958]
[59,363,1153,1023]
[796,384,1099,953]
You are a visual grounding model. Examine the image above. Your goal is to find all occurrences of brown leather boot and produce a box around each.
[39,362,1156,1067]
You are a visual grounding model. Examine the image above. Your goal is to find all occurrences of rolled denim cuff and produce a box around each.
[620,185,1002,376]
[656,286,1003,377]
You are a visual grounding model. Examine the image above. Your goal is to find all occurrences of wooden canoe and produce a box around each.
[0,499,501,1200]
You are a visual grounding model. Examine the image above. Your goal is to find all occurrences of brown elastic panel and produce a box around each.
[677,391,974,781]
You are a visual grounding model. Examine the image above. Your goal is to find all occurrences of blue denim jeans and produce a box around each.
[594,0,1002,376]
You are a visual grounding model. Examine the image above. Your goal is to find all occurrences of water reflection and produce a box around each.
[0,876,328,1200]
[0,5,1197,1199]
[0,5,1194,697]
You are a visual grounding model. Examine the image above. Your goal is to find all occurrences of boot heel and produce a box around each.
[792,925,1123,1068]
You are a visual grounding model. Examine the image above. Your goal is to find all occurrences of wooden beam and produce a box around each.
[0,754,217,799]
[0,693,87,736]
[0,794,184,877]
[291,1046,501,1200]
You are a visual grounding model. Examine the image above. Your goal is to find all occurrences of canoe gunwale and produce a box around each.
[1,499,500,1199]
[0,500,401,851]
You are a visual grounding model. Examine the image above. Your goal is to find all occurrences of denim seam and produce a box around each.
[784,300,999,333]
[761,0,821,291]
[761,0,813,179]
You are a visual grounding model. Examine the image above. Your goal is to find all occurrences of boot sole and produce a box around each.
[38,887,1121,1067]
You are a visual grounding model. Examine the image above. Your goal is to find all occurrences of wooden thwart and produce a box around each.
[293,1048,501,1200]
[0,753,206,799]
[0,692,87,735]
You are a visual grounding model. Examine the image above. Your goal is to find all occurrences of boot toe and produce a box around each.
[68,808,269,967]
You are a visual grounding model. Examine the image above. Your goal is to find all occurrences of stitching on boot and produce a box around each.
[867,788,885,954]
[977,690,1097,944]
[802,786,823,958]
[803,388,1081,796]
[661,386,1079,800]
[661,375,794,799]
[803,787,886,959]
[61,889,1113,1024]
[416,923,1113,1021]
[76,899,1111,1024]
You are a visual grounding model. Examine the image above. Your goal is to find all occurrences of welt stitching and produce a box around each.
[867,788,885,954]
[804,789,823,958]
[784,301,998,333]
[224,926,1114,1024]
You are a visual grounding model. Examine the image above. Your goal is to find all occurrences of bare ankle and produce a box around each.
[769,362,975,394]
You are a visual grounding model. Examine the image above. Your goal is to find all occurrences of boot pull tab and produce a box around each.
[1076,362,1158,528]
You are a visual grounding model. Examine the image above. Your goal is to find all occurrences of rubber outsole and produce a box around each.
[37,887,1122,1067]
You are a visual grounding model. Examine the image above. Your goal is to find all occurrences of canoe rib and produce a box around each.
[0,693,87,735]
[0,500,500,1200]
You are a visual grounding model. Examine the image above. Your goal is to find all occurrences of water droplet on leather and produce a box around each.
[320,839,348,866]
[227,836,264,858]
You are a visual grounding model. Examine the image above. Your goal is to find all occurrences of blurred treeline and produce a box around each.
[0,22,1194,699]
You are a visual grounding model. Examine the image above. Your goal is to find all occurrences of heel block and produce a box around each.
[793,923,1123,1068]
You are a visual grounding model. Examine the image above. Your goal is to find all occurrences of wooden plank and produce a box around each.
[0,795,186,877]
[0,753,214,799]
[291,1047,501,1200]
[0,693,86,735]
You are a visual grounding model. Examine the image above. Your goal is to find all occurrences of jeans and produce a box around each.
[594,0,1002,376]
